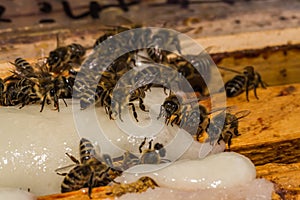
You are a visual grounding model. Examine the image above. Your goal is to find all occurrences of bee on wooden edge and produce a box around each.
[218,65,267,101]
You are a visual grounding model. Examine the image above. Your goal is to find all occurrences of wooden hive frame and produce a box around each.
[0,1,300,199]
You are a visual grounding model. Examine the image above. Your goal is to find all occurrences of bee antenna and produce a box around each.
[217,66,243,74]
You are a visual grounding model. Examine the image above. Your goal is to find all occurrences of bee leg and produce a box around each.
[170,119,175,126]
[87,172,94,199]
[257,72,267,89]
[109,110,115,120]
[170,114,180,126]
[253,84,259,100]
[165,117,170,125]
[115,104,123,122]
[245,82,250,102]
[163,87,168,95]
[217,134,223,145]
[148,139,153,150]
[56,172,68,176]
[55,95,60,112]
[226,132,233,151]
[157,105,164,120]
[40,95,47,112]
[196,129,204,141]
[233,128,241,137]
[65,153,80,164]
[139,138,147,153]
[62,98,68,107]
[138,98,149,112]
[19,102,26,109]
[129,103,138,122]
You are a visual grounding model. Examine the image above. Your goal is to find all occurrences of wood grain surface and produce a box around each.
[0,1,300,199]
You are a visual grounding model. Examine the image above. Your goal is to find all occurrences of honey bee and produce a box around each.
[138,138,168,164]
[47,43,86,73]
[105,86,147,122]
[111,151,140,171]
[33,69,72,112]
[2,58,38,107]
[219,66,267,101]
[93,24,143,49]
[1,76,19,106]
[144,50,211,95]
[157,94,181,125]
[110,138,168,171]
[12,78,38,108]
[1,75,37,108]
[56,138,122,198]
[147,29,182,61]
[9,57,35,77]
[157,94,197,126]
[209,110,250,150]
[106,176,158,197]
[180,103,211,140]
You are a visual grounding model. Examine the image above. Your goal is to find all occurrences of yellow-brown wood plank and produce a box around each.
[226,83,300,200]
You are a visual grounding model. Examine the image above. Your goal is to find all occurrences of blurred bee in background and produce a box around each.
[1,58,38,107]
[9,57,36,78]
[106,86,148,122]
[219,66,267,101]
[1,76,20,106]
[106,176,158,197]
[208,110,250,150]
[138,137,168,164]
[111,151,140,171]
[93,24,143,49]
[8,78,38,108]
[143,50,212,96]
[180,103,211,141]
[47,43,86,74]
[93,24,151,66]
[147,29,182,62]
[56,138,122,198]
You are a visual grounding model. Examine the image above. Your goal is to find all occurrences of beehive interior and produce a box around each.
[0,0,300,199]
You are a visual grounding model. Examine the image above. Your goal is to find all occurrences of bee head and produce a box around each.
[163,100,179,116]
[47,47,68,66]
[243,66,255,76]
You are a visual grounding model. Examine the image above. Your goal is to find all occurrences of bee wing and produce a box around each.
[234,110,251,120]
[54,163,77,174]
[134,71,158,89]
[209,106,235,115]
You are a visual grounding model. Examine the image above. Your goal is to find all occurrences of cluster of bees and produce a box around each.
[0,43,85,112]
[0,24,266,197]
